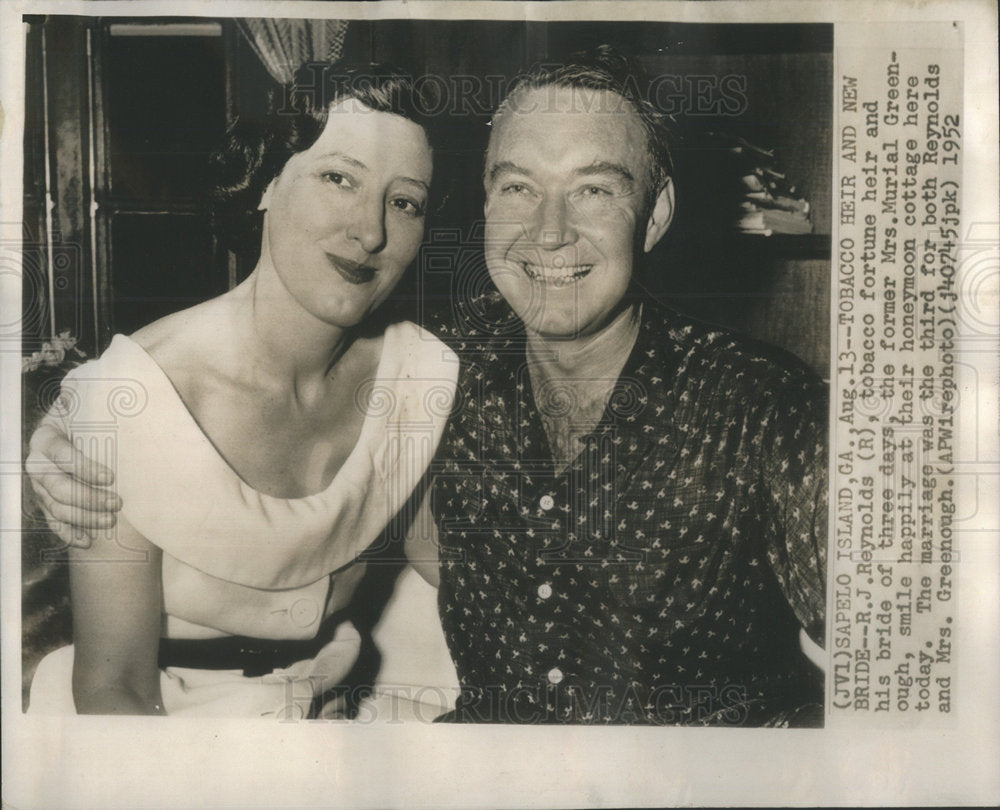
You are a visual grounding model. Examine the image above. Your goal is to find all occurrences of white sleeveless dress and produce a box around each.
[28,322,458,718]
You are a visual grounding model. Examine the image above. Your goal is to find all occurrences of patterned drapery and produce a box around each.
[236,18,349,85]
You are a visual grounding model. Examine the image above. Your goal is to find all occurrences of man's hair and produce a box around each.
[490,44,674,203]
[210,61,446,251]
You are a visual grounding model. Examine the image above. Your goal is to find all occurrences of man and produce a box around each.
[28,46,828,725]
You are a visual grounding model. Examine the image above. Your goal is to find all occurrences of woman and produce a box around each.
[27,61,456,718]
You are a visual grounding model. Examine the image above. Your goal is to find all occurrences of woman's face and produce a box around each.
[259,97,433,329]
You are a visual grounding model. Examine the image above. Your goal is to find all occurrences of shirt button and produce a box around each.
[547,667,564,685]
[539,495,555,511]
[537,583,553,600]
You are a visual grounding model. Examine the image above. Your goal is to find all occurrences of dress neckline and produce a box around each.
[111,324,399,503]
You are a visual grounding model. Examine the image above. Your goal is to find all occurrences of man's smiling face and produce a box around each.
[483,85,669,339]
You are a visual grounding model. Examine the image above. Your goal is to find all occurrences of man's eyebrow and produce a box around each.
[487,160,531,184]
[574,161,636,186]
[488,159,637,188]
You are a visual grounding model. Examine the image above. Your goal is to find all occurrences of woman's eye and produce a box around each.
[390,197,426,217]
[322,171,354,188]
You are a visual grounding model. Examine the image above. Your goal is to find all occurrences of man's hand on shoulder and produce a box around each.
[25,421,123,547]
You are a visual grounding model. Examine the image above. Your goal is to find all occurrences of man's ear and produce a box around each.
[643,177,675,253]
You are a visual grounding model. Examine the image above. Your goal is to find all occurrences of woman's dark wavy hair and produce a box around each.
[492,44,674,209]
[210,61,446,252]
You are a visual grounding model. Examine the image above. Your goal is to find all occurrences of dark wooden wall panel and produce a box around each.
[42,18,95,354]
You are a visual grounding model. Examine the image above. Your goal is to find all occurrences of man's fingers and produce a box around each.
[30,475,118,531]
[28,423,115,486]
[72,446,115,487]
[42,518,93,550]
[25,425,123,514]
[28,464,122,515]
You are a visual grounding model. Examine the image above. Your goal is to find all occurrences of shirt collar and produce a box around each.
[461,292,689,460]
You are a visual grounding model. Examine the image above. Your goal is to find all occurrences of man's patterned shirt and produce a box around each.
[430,294,828,725]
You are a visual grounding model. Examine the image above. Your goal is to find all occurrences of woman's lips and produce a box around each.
[327,253,377,284]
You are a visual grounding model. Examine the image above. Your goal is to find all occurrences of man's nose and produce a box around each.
[530,194,578,248]
[346,194,387,254]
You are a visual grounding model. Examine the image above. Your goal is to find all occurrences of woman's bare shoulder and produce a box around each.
[129,297,232,368]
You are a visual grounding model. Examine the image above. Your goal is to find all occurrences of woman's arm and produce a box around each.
[70,512,165,715]
[403,484,440,588]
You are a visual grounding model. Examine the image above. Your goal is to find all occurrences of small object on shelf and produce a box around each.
[707,131,814,236]
[737,205,813,236]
